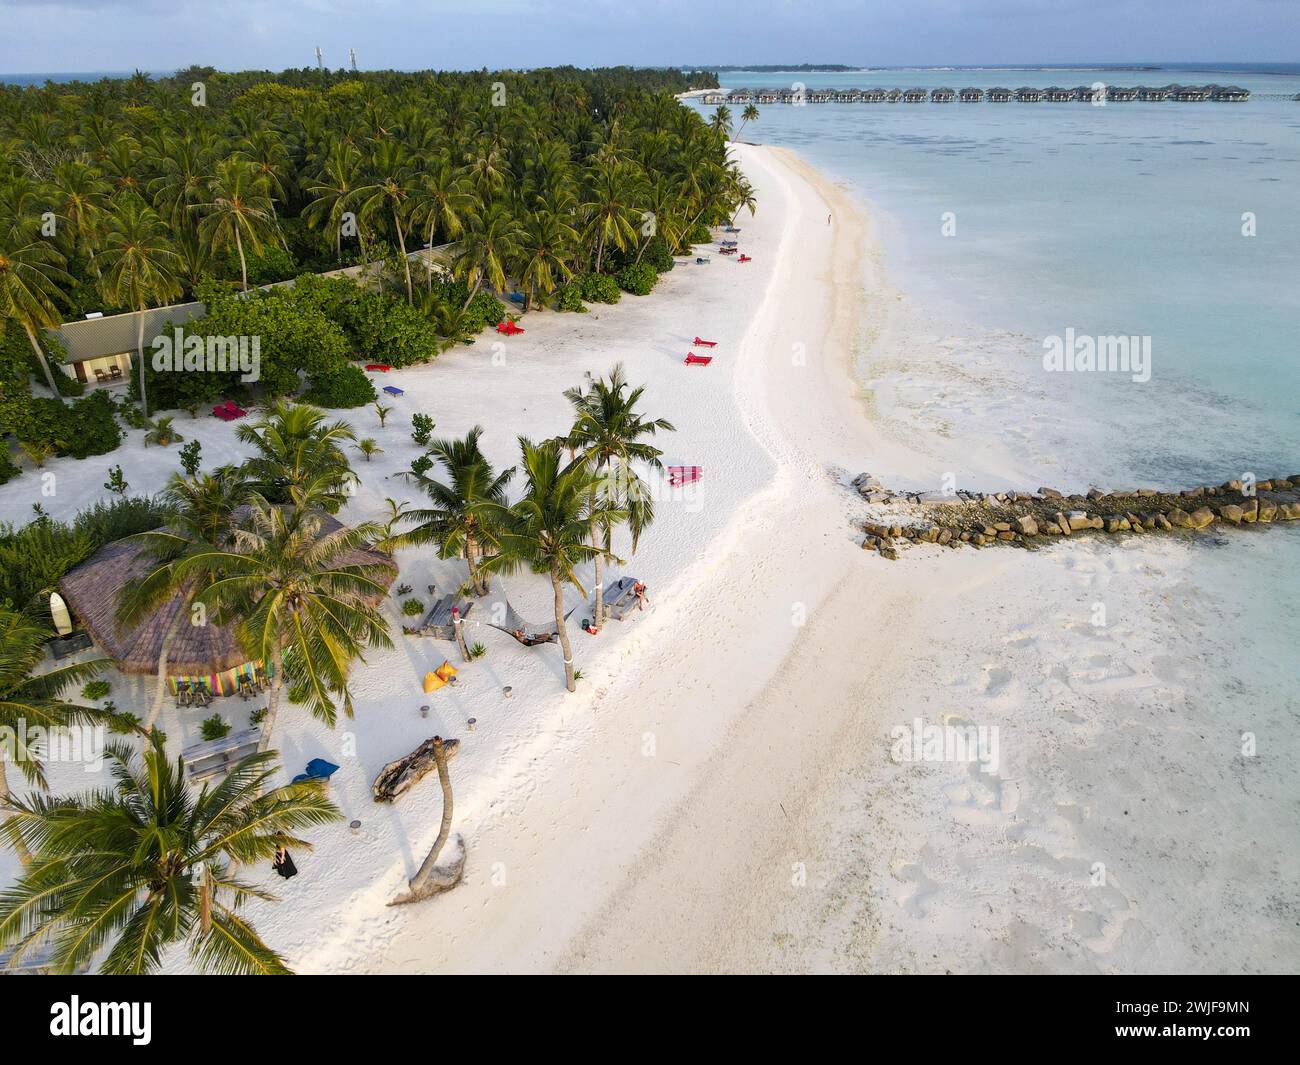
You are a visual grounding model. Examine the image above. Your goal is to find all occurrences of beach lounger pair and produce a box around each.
[668,465,702,487]
[719,247,737,255]
[212,400,247,421]
[382,385,404,397]
[684,353,713,366]
[496,319,525,336]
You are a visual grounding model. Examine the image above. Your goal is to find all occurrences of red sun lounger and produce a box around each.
[684,353,713,366]
[365,363,391,372]
[668,465,703,487]
[496,320,525,335]
[737,255,752,263]
[693,337,718,347]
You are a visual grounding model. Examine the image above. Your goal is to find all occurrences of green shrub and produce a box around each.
[301,362,376,408]
[554,284,587,313]
[469,641,487,660]
[615,262,657,296]
[199,714,232,741]
[578,273,621,305]
[395,583,413,596]
[687,222,713,244]
[179,439,202,476]
[18,392,122,459]
[410,452,434,479]
[411,412,435,446]
[104,465,128,494]
[81,680,111,701]
[642,235,676,273]
[401,598,425,617]
[0,447,19,486]
[249,707,268,726]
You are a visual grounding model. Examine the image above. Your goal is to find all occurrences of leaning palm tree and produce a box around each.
[483,439,613,693]
[97,194,182,419]
[0,732,340,974]
[236,400,358,511]
[735,103,760,140]
[176,500,394,751]
[0,223,75,401]
[563,365,675,624]
[398,427,514,597]
[116,467,254,730]
[452,201,522,310]
[0,610,110,865]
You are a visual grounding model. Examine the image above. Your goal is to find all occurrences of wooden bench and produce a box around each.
[182,727,263,784]
[418,594,472,640]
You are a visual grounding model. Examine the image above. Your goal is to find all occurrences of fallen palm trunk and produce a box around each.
[851,472,1300,558]
[372,736,460,803]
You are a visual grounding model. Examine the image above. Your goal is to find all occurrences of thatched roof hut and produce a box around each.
[60,511,397,677]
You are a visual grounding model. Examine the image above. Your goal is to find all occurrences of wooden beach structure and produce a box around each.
[987,87,1014,102]
[931,87,956,102]
[58,510,397,696]
[959,87,984,102]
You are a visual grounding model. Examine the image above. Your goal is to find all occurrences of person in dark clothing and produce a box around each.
[273,845,298,879]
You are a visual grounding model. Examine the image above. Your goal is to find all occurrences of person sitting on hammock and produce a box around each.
[513,627,547,647]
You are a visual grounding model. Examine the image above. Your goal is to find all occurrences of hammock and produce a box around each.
[486,599,578,646]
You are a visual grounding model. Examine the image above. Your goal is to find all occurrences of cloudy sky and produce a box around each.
[1,0,1297,74]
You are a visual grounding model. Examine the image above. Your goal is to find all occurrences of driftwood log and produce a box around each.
[372,736,460,803]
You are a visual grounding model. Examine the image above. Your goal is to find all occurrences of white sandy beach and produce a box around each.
[4,143,1297,974]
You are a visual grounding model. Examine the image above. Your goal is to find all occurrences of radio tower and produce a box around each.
[349,48,358,72]
[314,47,322,69]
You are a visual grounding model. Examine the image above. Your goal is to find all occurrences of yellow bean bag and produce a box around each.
[435,661,458,682]
[423,671,446,693]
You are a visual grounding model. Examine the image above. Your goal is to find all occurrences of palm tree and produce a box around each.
[49,160,109,276]
[736,103,760,140]
[0,732,340,974]
[484,439,612,693]
[355,438,383,463]
[304,142,365,263]
[563,365,674,624]
[143,415,184,447]
[452,203,523,310]
[355,141,420,304]
[0,610,109,865]
[513,209,577,309]
[236,400,358,511]
[0,224,75,401]
[582,163,641,273]
[97,194,182,419]
[194,157,277,291]
[709,105,734,141]
[176,500,393,751]
[399,427,513,597]
[116,468,254,730]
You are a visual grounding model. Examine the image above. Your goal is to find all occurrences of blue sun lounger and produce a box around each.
[292,758,340,784]
[383,385,404,397]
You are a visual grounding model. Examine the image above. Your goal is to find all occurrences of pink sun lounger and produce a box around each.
[684,353,713,366]
[693,337,717,347]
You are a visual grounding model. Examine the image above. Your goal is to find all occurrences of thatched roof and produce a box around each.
[60,512,397,676]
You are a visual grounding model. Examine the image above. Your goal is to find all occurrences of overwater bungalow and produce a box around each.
[1139,85,1172,101]
[959,87,984,102]
[809,88,833,103]
[931,87,956,102]
[863,88,889,102]
[833,89,862,102]
[886,88,902,102]
[903,88,928,102]
[1043,86,1073,102]
[1170,84,1212,101]
[701,92,727,105]
[1107,86,1139,101]
[756,90,781,104]
[1212,85,1250,101]
[1071,85,1095,101]
[987,87,1014,102]
[1015,87,1044,102]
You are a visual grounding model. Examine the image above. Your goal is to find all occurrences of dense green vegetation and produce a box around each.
[0,65,745,470]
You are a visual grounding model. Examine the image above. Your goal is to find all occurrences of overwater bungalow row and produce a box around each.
[702,84,1252,106]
